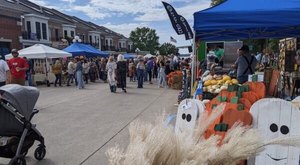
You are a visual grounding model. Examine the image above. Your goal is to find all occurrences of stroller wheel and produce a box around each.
[10,157,26,165]
[34,146,46,160]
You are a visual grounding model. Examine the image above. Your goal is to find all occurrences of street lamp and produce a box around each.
[135,48,140,55]
[72,36,82,43]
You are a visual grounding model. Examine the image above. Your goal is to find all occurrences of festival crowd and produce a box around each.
[0,49,192,93]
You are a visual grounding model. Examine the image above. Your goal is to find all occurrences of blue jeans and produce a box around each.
[144,69,148,82]
[76,71,84,89]
[237,75,248,84]
[54,73,62,86]
[26,72,33,86]
[67,74,74,85]
[159,73,166,88]
[137,69,144,88]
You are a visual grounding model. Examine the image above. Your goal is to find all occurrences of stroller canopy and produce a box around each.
[0,84,39,120]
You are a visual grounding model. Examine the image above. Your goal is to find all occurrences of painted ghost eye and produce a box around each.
[186,114,192,122]
[270,123,278,132]
[280,125,289,135]
[182,113,186,120]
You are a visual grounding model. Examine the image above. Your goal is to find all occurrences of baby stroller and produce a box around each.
[0,84,46,165]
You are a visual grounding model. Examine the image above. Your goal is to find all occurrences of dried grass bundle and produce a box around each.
[106,104,300,165]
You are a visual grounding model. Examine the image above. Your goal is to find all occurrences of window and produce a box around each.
[123,43,125,48]
[81,35,85,42]
[119,43,121,48]
[110,40,112,46]
[26,21,31,39]
[42,23,47,40]
[64,30,67,38]
[35,22,41,39]
[55,29,59,41]
[71,31,74,38]
[95,36,97,43]
[89,35,92,43]
[105,39,108,45]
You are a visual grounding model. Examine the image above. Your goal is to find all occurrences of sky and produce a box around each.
[29,0,211,52]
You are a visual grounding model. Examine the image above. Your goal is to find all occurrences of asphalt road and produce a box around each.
[0,80,179,165]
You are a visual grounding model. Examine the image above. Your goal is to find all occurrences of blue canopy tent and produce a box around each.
[193,0,300,41]
[63,43,109,58]
[123,53,137,59]
[85,45,109,58]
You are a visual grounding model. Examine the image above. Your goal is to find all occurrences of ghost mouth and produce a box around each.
[266,154,287,161]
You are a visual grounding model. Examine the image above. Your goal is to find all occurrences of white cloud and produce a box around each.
[68,0,210,21]
[102,22,149,37]
[28,0,48,6]
[135,0,210,21]
[72,5,111,20]
[60,0,76,3]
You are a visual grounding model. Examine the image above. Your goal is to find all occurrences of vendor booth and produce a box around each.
[63,43,109,58]
[194,0,300,41]
[192,0,300,98]
[5,44,72,85]
[189,1,300,164]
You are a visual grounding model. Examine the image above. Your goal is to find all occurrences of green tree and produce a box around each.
[159,43,178,56]
[211,0,225,6]
[129,27,160,54]
[243,39,279,53]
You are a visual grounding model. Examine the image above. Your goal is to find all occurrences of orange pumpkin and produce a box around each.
[218,90,237,102]
[222,109,253,128]
[242,91,259,105]
[238,98,252,111]
[245,82,266,99]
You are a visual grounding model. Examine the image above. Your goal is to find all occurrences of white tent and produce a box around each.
[5,44,71,86]
[5,44,72,59]
[144,54,154,58]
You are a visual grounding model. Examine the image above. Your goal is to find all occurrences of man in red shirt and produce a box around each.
[7,49,29,85]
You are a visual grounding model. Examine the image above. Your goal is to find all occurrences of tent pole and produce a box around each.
[45,58,50,87]
[190,31,196,98]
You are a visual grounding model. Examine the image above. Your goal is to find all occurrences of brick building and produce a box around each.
[0,0,133,58]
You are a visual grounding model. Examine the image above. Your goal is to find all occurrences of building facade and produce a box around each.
[0,0,133,58]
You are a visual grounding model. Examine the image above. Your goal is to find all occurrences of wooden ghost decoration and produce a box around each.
[175,99,205,137]
[249,98,300,165]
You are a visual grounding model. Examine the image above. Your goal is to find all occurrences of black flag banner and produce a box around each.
[179,15,194,40]
[162,1,194,40]
[162,1,184,35]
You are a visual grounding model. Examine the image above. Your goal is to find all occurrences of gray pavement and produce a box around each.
[0,80,179,165]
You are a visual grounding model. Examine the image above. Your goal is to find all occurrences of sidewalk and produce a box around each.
[0,80,179,165]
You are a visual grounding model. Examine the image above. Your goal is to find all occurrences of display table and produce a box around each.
[33,73,56,85]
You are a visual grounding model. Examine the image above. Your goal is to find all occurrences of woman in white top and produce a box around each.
[106,56,117,92]
[0,59,10,87]
[82,59,90,84]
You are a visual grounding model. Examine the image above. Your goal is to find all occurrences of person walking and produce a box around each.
[23,57,33,86]
[136,57,145,88]
[67,58,75,86]
[158,60,167,88]
[75,57,84,89]
[0,57,10,87]
[52,59,63,87]
[153,57,158,81]
[7,49,28,85]
[89,59,97,82]
[99,57,107,82]
[116,54,127,93]
[128,59,134,82]
[147,57,154,84]
[106,56,117,93]
[82,59,90,84]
